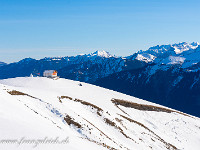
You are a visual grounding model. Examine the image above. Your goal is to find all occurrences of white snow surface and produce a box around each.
[88,50,113,58]
[0,77,199,150]
[173,42,199,54]
[161,56,186,65]
[135,53,156,63]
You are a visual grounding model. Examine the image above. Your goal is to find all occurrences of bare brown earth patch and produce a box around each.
[60,96,73,100]
[112,98,192,118]
[64,115,82,128]
[60,96,103,116]
[8,90,27,95]
[104,118,116,127]
[7,90,38,99]
[112,98,173,113]
[74,98,103,112]
[104,118,137,143]
[82,137,117,150]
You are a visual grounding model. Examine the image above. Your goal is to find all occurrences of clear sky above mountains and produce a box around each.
[0,0,200,63]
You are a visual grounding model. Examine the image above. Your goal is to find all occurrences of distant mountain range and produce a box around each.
[1,42,200,117]
[0,61,6,67]
[0,51,126,82]
[95,42,200,117]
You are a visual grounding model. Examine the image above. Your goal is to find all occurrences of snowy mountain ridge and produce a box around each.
[43,50,114,61]
[0,77,200,150]
[1,42,200,79]
[0,61,7,67]
[138,42,199,57]
[129,42,200,72]
[87,50,113,58]
[0,50,125,82]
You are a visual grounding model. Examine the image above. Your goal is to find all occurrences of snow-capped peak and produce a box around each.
[190,42,199,47]
[89,50,113,58]
[172,42,199,54]
[138,42,199,56]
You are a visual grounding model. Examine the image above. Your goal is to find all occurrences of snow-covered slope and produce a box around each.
[135,53,156,63]
[0,77,199,150]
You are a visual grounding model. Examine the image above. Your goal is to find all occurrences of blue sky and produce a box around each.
[0,0,200,63]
